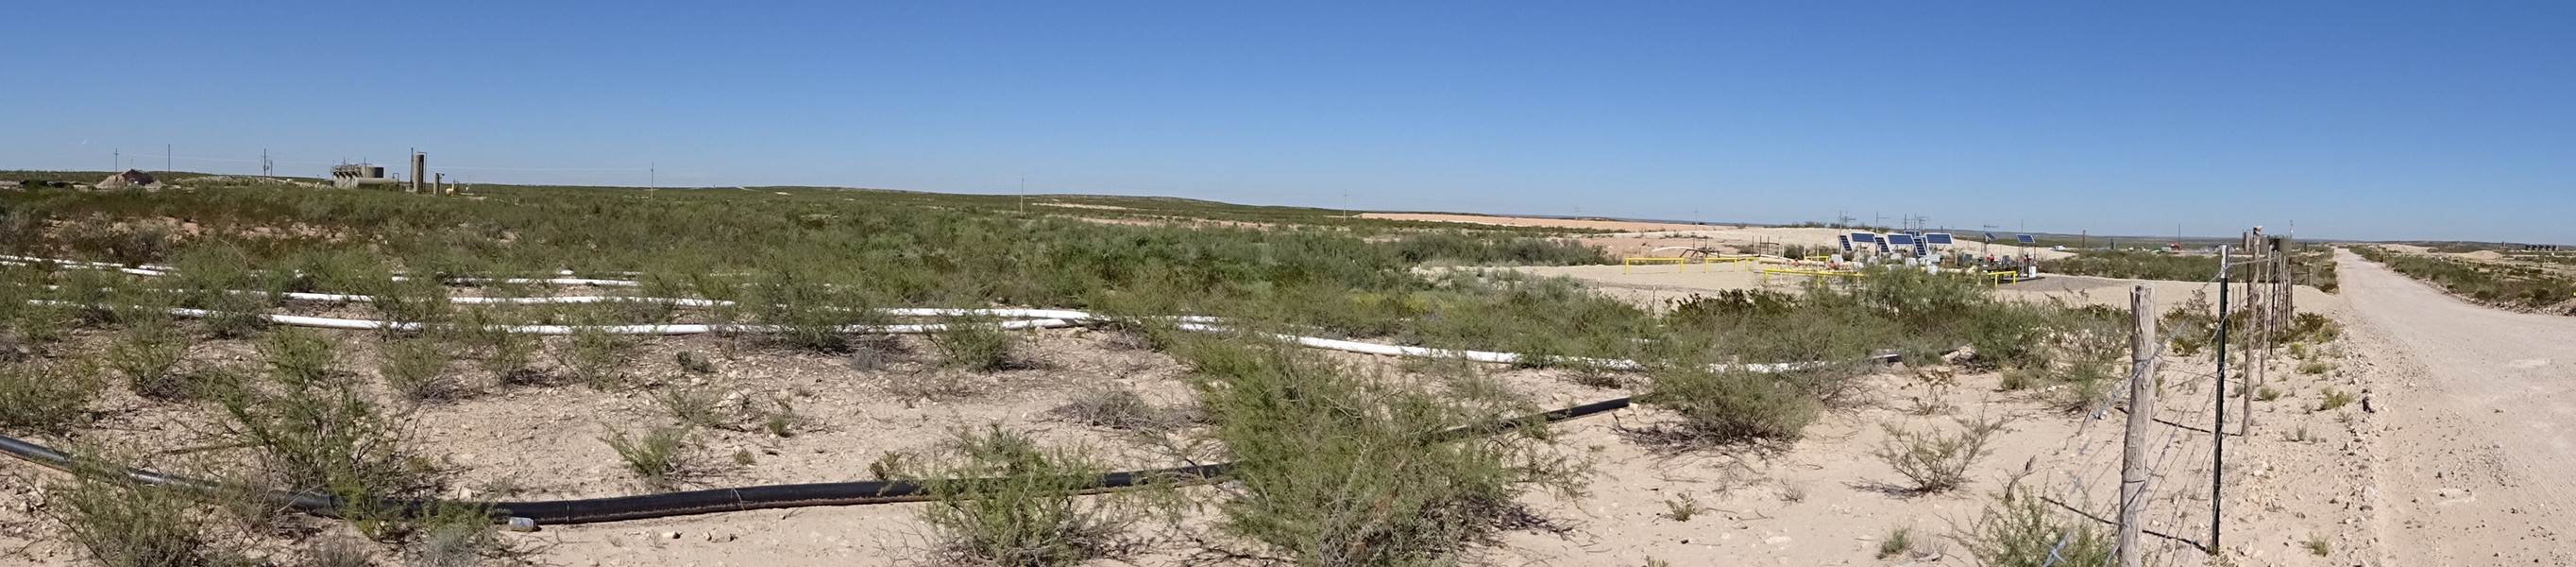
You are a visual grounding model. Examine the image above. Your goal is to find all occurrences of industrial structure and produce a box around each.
[330,163,396,188]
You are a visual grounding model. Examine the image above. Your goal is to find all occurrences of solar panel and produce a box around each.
[1887,234,1916,246]
[1839,235,1854,251]
[2016,234,2037,245]
[1984,232,1997,241]
[1852,232,1878,244]
[1925,232,1955,245]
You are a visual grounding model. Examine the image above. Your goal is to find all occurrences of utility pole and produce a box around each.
[164,144,172,175]
[651,162,656,189]
[1018,175,1026,214]
[2118,284,2158,567]
[262,149,273,177]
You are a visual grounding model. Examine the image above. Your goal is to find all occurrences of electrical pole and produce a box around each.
[651,163,656,189]
[164,144,172,175]
[262,149,273,177]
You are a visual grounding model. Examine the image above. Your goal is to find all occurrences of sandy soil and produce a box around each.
[2331,249,2576,564]
[0,262,2425,566]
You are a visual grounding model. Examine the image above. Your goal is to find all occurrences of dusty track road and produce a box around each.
[2338,249,2576,564]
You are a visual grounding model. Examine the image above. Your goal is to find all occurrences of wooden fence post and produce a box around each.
[2119,284,2158,567]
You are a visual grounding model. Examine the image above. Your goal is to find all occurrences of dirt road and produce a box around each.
[2338,249,2576,564]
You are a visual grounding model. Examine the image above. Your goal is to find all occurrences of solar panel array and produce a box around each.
[1925,232,1955,245]
[2017,234,2037,245]
[1886,234,1916,246]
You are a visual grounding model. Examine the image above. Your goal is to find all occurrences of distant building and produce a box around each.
[94,169,159,190]
[330,163,397,189]
[2521,244,2563,252]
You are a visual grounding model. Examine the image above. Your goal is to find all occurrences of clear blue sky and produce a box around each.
[7,2,2572,243]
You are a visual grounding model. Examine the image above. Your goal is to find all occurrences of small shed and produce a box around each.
[96,169,159,189]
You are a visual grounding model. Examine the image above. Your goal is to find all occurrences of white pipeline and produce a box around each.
[9,255,1869,371]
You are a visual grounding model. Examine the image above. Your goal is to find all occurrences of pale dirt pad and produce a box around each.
[2334,249,2576,565]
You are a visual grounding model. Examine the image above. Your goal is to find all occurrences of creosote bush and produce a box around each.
[1046,386,1172,431]
[1951,487,2111,567]
[1873,415,2010,494]
[42,462,250,567]
[931,319,1019,372]
[217,329,437,529]
[1636,366,1820,446]
[604,424,695,490]
[1178,336,1583,565]
[897,424,1146,567]
[0,357,102,435]
[381,336,463,402]
[106,319,193,400]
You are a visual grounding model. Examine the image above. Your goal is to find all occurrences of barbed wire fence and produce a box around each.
[2007,241,2284,567]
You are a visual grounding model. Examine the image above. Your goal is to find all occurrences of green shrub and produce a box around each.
[106,320,194,400]
[1182,337,1582,565]
[42,463,249,567]
[1876,526,1917,559]
[930,319,1018,372]
[381,336,461,402]
[1046,386,1172,431]
[653,385,737,430]
[2355,247,2576,311]
[905,425,1144,567]
[2317,387,2356,411]
[1952,487,2112,567]
[602,424,695,490]
[559,326,635,387]
[0,357,102,436]
[2043,249,2218,282]
[1637,366,1821,445]
[217,330,436,518]
[1873,415,2009,494]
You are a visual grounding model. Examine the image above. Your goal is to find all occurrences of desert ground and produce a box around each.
[0,183,2565,567]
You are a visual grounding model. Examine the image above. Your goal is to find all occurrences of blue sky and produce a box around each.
[6,2,2572,243]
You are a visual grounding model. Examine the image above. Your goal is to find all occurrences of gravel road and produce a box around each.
[2338,249,2576,564]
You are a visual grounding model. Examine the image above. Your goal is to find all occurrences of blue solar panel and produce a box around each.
[1887,234,1916,246]
[1925,232,1955,245]
[1984,232,1997,241]
[1839,235,1854,251]
[1852,232,1878,244]
[2016,234,2037,244]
